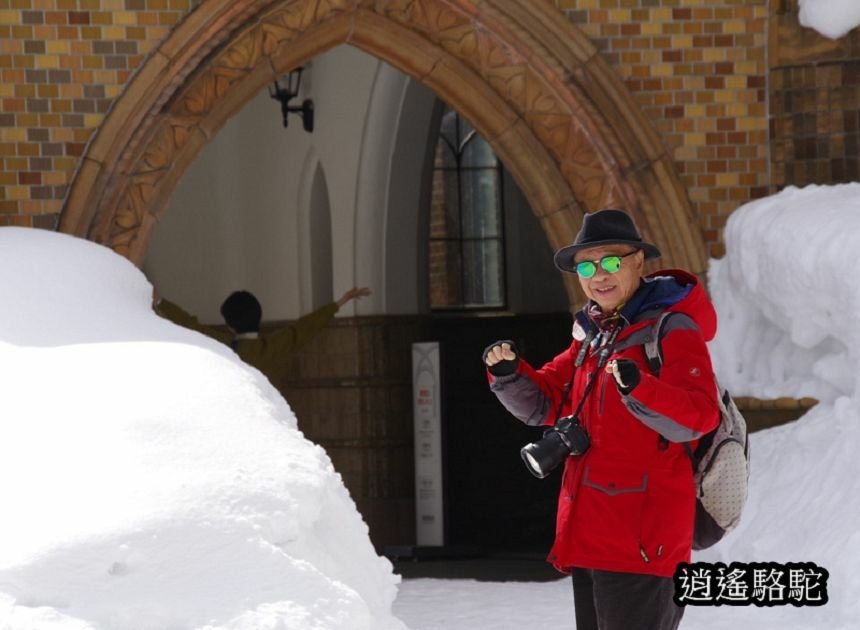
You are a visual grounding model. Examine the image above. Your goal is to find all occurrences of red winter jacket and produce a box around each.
[489,270,720,577]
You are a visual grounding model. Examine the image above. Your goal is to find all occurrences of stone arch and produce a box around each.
[60,0,706,305]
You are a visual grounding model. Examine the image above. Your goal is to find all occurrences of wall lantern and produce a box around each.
[268,67,314,133]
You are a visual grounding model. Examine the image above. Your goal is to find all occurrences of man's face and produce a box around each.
[574,244,644,312]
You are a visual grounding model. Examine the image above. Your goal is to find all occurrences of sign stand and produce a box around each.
[384,342,485,562]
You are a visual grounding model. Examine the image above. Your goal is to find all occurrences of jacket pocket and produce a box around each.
[575,464,649,563]
[582,465,648,496]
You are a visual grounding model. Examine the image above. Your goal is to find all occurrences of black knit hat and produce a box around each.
[221,290,262,333]
[553,208,661,273]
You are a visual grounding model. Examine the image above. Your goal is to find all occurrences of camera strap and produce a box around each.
[554,324,621,423]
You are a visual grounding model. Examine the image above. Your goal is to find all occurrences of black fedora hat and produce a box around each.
[553,208,661,273]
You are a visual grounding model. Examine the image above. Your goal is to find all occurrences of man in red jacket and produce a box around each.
[484,208,719,630]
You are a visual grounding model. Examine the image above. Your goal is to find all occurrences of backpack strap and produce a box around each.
[642,311,698,461]
[643,311,674,376]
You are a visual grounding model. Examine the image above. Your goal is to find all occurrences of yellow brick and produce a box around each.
[17,113,38,127]
[103,25,125,40]
[717,174,738,187]
[43,171,69,186]
[702,48,726,62]
[113,11,137,25]
[91,12,113,26]
[735,61,759,75]
[93,70,114,84]
[609,9,632,22]
[738,118,767,131]
[685,104,706,118]
[651,8,672,21]
[672,35,693,48]
[651,64,673,77]
[686,133,706,146]
[715,90,736,103]
[84,113,104,128]
[1,128,26,142]
[641,22,662,36]
[726,75,746,90]
[54,128,74,142]
[6,186,28,200]
[726,104,746,117]
[724,20,745,34]
[0,84,13,97]
[46,40,69,55]
[0,11,19,24]
[35,55,60,69]
[14,83,36,97]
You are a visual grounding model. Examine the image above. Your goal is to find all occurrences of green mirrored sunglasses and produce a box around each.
[574,250,639,279]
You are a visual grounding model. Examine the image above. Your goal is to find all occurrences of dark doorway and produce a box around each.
[432,312,572,553]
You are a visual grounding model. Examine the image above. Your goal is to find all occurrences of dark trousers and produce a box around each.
[571,568,684,630]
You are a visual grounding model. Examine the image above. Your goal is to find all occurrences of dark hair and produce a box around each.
[220,291,262,333]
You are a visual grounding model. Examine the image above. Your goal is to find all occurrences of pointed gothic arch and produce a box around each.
[60,0,706,305]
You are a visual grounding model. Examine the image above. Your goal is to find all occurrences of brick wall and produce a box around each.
[558,0,770,258]
[0,0,193,227]
[2,1,857,254]
[770,0,860,189]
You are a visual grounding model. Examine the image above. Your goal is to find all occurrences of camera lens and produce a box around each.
[521,448,545,478]
[520,431,573,479]
[520,416,590,479]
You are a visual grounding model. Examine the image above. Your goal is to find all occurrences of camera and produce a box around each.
[520,415,590,479]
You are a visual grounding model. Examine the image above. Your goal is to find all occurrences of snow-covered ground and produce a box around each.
[0,228,406,630]
[394,183,860,630]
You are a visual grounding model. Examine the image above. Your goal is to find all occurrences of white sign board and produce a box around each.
[412,342,444,547]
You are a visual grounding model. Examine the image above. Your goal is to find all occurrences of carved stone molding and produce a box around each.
[60,0,705,299]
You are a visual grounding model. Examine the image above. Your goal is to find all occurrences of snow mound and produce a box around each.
[708,183,860,402]
[700,184,860,629]
[0,228,406,630]
[799,0,860,40]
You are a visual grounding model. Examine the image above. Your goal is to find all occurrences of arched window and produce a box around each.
[429,106,506,310]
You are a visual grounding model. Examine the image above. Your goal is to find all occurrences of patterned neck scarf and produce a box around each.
[587,302,624,331]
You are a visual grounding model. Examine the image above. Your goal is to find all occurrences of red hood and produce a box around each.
[646,269,717,342]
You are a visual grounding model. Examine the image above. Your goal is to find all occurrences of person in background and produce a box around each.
[483,208,719,630]
[154,286,370,385]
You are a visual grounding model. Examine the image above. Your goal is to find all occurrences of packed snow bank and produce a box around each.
[708,183,860,402]
[0,228,406,630]
[799,0,860,40]
[697,183,860,629]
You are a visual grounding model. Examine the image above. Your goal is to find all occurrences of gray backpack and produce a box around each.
[644,312,750,550]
